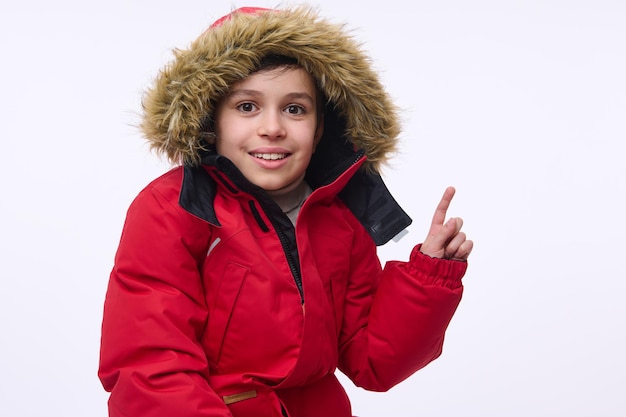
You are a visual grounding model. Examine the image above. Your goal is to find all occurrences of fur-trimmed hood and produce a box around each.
[140,6,400,172]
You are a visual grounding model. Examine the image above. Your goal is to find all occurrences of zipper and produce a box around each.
[248,198,304,303]
[272,214,304,303]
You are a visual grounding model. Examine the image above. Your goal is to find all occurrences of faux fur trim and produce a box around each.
[140,6,400,172]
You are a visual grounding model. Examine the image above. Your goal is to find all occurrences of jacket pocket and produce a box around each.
[206,262,249,364]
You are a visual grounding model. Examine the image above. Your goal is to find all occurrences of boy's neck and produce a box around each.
[268,180,311,224]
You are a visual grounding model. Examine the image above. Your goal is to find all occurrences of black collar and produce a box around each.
[179,144,411,246]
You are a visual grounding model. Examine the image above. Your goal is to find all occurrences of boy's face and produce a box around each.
[214,67,323,195]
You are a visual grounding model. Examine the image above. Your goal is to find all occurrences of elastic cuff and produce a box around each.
[407,244,467,289]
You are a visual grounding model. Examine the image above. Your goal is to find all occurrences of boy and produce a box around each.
[99,6,472,417]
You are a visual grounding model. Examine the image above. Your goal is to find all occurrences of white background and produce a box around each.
[1,1,625,416]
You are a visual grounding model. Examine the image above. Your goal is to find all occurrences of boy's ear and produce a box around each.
[313,114,325,148]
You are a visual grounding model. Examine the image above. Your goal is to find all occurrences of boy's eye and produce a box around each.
[285,104,305,115]
[237,102,257,112]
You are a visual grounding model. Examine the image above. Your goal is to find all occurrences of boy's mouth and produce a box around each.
[251,153,289,160]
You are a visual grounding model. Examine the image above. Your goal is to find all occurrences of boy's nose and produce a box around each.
[257,110,286,139]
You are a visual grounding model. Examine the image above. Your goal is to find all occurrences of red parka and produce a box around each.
[99,6,467,417]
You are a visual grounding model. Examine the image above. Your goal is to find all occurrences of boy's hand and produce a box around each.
[420,187,473,261]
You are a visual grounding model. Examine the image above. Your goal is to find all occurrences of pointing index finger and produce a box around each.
[430,186,456,230]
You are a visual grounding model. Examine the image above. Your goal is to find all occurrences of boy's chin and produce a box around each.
[258,178,306,196]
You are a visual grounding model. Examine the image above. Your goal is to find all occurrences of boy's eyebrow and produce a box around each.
[285,92,315,104]
[227,89,262,99]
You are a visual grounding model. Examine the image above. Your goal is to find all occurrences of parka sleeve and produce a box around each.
[98,186,231,417]
[337,219,466,392]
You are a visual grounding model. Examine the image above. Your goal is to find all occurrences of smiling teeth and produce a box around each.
[253,153,287,160]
